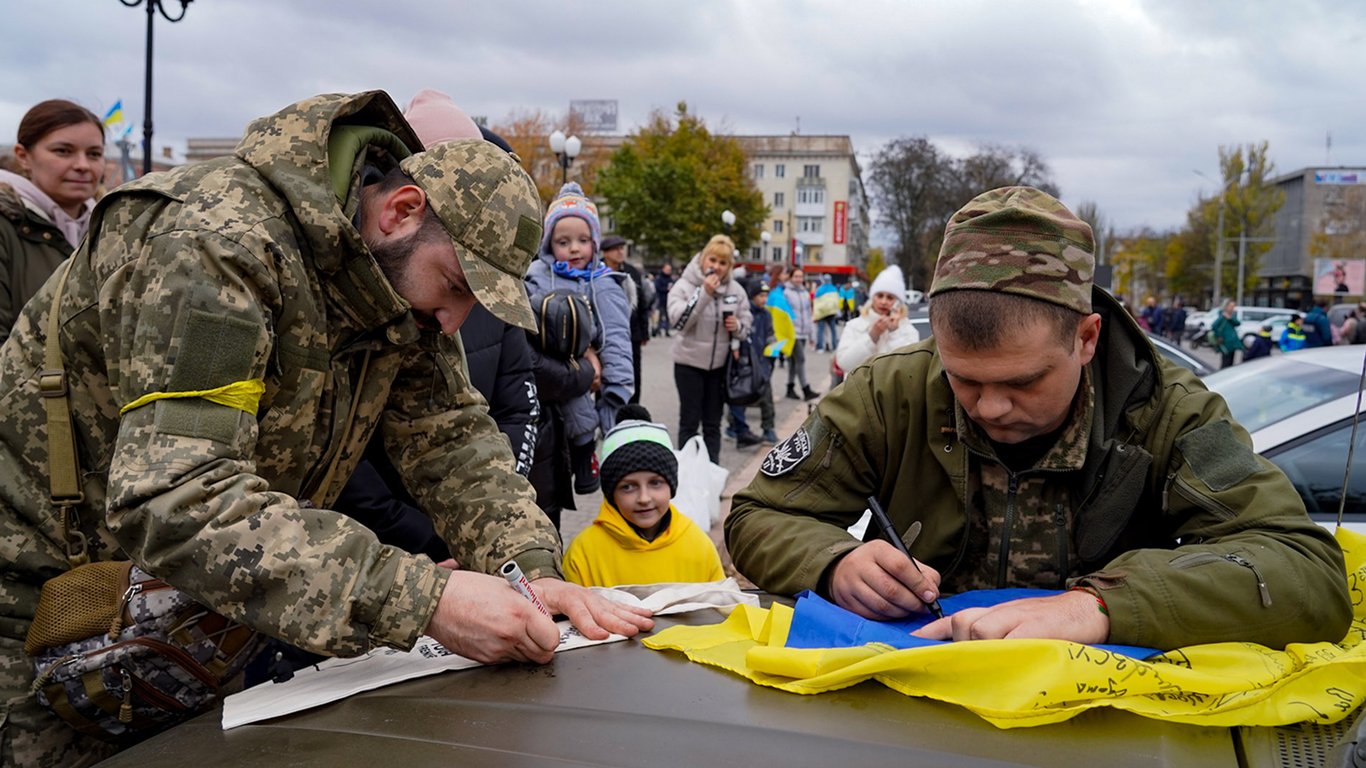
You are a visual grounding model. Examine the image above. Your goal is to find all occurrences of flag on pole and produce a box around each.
[102,100,124,127]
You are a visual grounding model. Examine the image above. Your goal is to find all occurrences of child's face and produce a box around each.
[612,470,672,537]
[551,216,595,270]
[753,292,768,309]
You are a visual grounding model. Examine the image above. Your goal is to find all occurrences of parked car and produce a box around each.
[1203,346,1366,533]
[1185,305,1298,349]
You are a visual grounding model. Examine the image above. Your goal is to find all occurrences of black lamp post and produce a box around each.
[548,129,581,185]
[119,0,193,175]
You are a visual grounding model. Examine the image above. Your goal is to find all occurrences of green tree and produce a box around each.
[864,247,887,283]
[1205,142,1285,302]
[595,102,767,267]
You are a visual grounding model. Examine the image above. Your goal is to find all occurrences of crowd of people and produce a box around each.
[0,91,1351,763]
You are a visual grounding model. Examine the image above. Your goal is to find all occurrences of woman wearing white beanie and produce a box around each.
[834,265,920,374]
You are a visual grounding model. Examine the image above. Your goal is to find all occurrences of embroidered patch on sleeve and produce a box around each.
[761,427,812,477]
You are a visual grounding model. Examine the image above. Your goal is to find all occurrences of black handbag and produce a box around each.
[725,339,765,406]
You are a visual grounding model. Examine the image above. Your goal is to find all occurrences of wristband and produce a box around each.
[1069,585,1109,616]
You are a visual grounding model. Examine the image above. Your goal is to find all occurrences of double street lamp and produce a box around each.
[548,130,581,185]
[761,230,772,261]
[119,0,193,175]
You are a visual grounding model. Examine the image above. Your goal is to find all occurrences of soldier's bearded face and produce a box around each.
[370,224,477,335]
[937,315,1099,444]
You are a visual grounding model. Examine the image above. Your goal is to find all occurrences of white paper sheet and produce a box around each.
[221,579,757,729]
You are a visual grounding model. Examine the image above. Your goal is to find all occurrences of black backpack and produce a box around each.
[531,288,594,360]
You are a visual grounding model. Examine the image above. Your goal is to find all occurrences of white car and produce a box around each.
[1186,305,1298,347]
[1203,346,1366,533]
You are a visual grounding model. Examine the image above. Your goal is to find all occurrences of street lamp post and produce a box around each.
[119,0,193,175]
[721,209,736,232]
[761,230,772,261]
[548,129,581,185]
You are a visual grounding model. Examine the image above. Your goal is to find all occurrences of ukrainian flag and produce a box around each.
[102,100,124,127]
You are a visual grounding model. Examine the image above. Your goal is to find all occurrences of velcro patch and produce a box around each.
[168,310,259,391]
[514,215,542,258]
[1176,420,1261,492]
[761,427,812,477]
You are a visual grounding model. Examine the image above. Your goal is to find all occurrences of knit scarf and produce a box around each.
[552,259,611,281]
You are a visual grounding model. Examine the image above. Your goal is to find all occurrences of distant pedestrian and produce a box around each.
[1337,303,1366,345]
[1303,300,1331,348]
[835,265,920,374]
[1279,314,1307,352]
[601,235,650,404]
[1244,324,1274,361]
[654,262,675,337]
[813,274,841,351]
[1164,298,1188,345]
[727,279,775,445]
[1211,299,1242,368]
[783,267,819,401]
[668,234,751,463]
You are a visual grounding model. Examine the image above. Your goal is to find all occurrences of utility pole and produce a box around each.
[1214,198,1225,306]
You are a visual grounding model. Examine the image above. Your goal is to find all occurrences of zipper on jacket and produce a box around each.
[1169,472,1238,521]
[1054,504,1069,587]
[1169,551,1272,607]
[1224,553,1273,607]
[995,473,1020,588]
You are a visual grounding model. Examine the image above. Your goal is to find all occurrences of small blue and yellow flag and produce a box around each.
[102,100,124,127]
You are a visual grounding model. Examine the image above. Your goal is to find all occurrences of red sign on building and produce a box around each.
[833,201,847,244]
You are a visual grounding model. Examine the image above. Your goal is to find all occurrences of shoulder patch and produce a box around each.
[761,427,812,477]
[1176,419,1261,491]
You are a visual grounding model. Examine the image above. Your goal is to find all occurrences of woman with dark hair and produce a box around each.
[0,99,105,342]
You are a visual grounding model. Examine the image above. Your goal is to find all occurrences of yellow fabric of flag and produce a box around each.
[764,306,795,358]
[645,527,1366,729]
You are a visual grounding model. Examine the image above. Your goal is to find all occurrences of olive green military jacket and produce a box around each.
[726,290,1350,650]
[0,182,73,346]
[0,92,560,657]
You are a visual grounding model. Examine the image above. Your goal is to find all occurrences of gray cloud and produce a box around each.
[4,0,1364,237]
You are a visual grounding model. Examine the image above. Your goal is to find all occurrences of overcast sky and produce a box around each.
[3,0,1363,238]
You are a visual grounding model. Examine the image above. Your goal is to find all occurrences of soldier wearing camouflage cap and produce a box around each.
[0,91,651,764]
[728,186,1348,655]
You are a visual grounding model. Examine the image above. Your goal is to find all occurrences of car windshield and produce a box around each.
[1205,359,1361,432]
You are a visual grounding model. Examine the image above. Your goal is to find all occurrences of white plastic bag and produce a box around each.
[672,435,729,530]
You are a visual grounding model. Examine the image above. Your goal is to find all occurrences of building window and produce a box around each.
[772,246,784,262]
[796,187,824,205]
[774,220,784,234]
[752,246,763,261]
[774,191,785,207]
[797,216,824,233]
[775,164,786,178]
[753,163,764,179]
[803,164,820,178]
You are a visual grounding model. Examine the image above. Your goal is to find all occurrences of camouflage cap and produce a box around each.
[400,140,542,330]
[929,186,1095,314]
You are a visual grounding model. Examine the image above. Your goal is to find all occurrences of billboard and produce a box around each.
[1315,170,1365,185]
[569,100,618,132]
[833,201,847,244]
[1314,258,1366,296]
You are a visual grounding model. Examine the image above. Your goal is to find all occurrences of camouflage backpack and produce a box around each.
[26,561,261,740]
[531,288,595,360]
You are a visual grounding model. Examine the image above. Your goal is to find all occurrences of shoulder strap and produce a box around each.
[39,258,90,566]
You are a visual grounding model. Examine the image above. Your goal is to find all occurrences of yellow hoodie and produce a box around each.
[563,501,724,587]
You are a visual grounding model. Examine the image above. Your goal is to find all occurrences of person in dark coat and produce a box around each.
[602,234,650,404]
[654,262,675,337]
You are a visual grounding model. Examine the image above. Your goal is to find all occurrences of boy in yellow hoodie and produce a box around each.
[564,406,725,587]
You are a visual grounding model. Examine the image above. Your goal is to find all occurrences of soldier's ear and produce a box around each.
[375,185,428,237]
[1076,313,1102,364]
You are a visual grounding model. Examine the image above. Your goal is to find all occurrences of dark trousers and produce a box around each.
[675,362,726,463]
[728,378,774,434]
[629,338,643,404]
[787,339,810,390]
